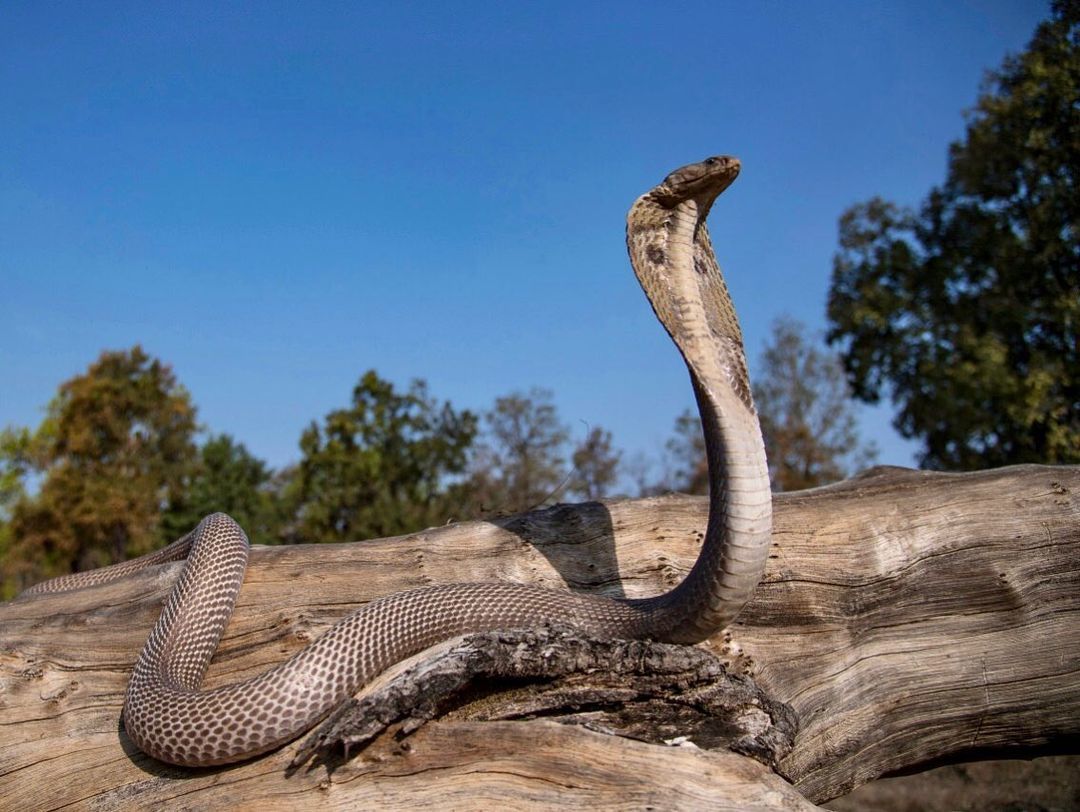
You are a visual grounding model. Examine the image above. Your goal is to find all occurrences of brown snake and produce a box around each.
[22,156,772,767]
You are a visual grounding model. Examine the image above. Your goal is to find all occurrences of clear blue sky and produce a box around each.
[1,2,1049,479]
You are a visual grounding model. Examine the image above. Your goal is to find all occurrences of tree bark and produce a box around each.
[1,464,1077,810]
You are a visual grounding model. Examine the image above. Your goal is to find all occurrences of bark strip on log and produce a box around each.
[289,625,797,771]
[0,464,1077,810]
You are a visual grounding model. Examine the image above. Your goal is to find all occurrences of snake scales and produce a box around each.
[22,156,772,767]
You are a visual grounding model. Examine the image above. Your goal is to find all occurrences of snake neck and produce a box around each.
[626,193,772,643]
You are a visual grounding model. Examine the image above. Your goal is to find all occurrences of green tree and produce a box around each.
[827,2,1079,469]
[756,318,877,491]
[294,370,477,542]
[262,465,304,544]
[0,428,32,595]
[1,346,197,596]
[161,434,286,545]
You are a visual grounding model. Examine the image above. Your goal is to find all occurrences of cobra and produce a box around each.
[22,156,772,767]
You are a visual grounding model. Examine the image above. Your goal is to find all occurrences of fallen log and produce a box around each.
[1,464,1077,810]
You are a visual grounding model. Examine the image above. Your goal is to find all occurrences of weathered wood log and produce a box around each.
[1,464,1077,810]
[289,625,798,770]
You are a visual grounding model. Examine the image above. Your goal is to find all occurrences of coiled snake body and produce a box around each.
[23,156,772,767]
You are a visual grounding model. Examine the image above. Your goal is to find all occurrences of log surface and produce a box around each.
[289,626,797,770]
[1,464,1077,809]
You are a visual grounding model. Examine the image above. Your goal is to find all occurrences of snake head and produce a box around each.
[652,156,740,208]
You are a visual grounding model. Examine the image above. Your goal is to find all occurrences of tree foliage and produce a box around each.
[0,347,197,597]
[662,409,709,496]
[568,426,622,501]
[756,318,876,491]
[0,428,32,596]
[161,434,286,546]
[464,389,570,515]
[0,353,633,592]
[658,319,875,494]
[293,371,477,542]
[827,2,1079,469]
[464,391,625,513]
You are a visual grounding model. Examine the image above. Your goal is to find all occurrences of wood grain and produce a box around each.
[1,464,1076,809]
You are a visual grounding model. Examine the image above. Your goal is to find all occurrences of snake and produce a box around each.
[22,156,772,767]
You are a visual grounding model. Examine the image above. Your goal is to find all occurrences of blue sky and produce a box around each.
[1,2,1049,480]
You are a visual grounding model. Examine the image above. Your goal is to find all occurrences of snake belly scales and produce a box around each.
[21,156,772,767]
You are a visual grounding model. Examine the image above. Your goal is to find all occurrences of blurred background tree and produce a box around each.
[4,4,1073,602]
[568,426,621,501]
[462,389,570,516]
[756,318,877,492]
[293,370,477,543]
[0,364,631,596]
[827,1,1079,469]
[161,434,286,546]
[658,318,875,495]
[661,408,709,496]
[0,346,197,597]
[462,390,623,515]
[0,428,32,597]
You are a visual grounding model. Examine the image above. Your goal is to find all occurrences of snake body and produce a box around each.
[23,156,772,767]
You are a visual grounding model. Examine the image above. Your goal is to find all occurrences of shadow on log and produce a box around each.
[1,464,1077,810]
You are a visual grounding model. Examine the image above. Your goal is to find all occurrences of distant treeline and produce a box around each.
[0,317,875,597]
[4,3,1076,597]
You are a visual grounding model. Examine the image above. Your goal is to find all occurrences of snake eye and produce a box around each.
[705,157,718,165]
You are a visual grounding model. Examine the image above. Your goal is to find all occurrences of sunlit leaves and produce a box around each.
[1,346,198,596]
[827,3,1079,469]
[293,370,478,542]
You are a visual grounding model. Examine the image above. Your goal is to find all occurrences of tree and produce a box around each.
[661,409,709,495]
[756,317,877,491]
[294,371,477,542]
[658,319,875,495]
[827,2,1079,469]
[161,434,285,546]
[568,426,622,501]
[0,346,197,597]
[464,389,570,515]
[464,393,623,512]
[261,465,304,544]
[0,428,31,595]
